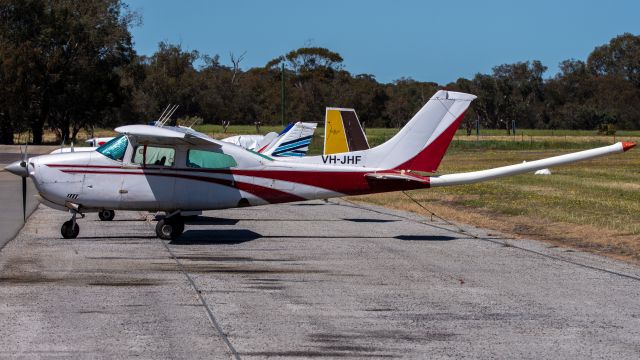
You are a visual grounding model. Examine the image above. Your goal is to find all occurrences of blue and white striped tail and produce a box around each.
[261,122,317,157]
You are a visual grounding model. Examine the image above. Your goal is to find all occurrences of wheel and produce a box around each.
[98,209,115,221]
[61,220,79,239]
[155,217,184,240]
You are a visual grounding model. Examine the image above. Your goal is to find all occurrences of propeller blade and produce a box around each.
[22,176,26,222]
[19,139,28,168]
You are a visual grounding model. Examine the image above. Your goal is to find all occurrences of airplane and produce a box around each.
[49,138,112,154]
[50,122,317,157]
[4,90,636,241]
[45,121,318,222]
[222,121,317,157]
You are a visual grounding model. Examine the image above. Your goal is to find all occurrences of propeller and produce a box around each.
[19,141,28,222]
[21,172,26,222]
[5,137,31,222]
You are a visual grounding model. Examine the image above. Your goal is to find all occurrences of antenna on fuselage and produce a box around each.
[159,105,179,127]
[156,104,172,127]
[185,117,200,129]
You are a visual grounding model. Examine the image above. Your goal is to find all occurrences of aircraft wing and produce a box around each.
[430,142,635,187]
[115,125,222,147]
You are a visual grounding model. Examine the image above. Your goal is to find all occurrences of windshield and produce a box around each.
[96,135,128,161]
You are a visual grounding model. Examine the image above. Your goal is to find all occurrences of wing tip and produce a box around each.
[622,141,636,152]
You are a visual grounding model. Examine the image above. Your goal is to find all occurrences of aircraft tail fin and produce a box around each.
[255,132,279,153]
[364,90,475,173]
[261,122,318,157]
[324,108,369,155]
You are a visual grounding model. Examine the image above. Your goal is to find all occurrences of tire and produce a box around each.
[155,218,184,240]
[61,220,79,239]
[98,209,115,221]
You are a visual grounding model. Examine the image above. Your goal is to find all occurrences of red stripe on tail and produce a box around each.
[393,111,467,173]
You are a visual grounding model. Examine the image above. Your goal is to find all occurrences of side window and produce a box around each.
[187,149,237,169]
[133,145,175,167]
[96,135,128,161]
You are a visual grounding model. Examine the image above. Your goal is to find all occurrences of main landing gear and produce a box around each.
[61,211,83,239]
[155,215,185,240]
[98,209,115,221]
[154,210,199,240]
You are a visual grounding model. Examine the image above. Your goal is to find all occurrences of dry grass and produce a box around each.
[351,145,640,263]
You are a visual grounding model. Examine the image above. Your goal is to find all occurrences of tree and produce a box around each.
[588,33,640,87]
[0,0,137,143]
[132,42,200,123]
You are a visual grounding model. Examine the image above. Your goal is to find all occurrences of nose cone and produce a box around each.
[4,160,29,177]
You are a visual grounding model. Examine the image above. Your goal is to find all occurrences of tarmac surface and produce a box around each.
[0,146,56,249]
[1,191,640,358]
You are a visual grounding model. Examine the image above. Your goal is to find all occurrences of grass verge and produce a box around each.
[351,147,640,263]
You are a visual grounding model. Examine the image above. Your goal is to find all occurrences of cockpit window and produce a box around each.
[96,135,128,161]
[187,149,237,169]
[132,145,175,167]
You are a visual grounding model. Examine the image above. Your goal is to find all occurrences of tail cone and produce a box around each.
[622,142,636,152]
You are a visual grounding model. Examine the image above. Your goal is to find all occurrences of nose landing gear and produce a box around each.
[61,211,83,239]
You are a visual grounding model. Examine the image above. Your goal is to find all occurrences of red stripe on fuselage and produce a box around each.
[49,165,431,199]
[190,169,430,194]
[59,169,305,204]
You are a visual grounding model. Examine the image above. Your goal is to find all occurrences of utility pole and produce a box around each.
[281,62,285,127]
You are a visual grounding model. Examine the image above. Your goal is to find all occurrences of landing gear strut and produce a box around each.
[155,216,184,240]
[61,212,81,239]
[98,209,115,221]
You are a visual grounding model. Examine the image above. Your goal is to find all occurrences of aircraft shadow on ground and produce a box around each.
[171,229,261,245]
[183,216,240,226]
[342,218,398,223]
[170,229,459,245]
[187,216,344,223]
[394,235,457,241]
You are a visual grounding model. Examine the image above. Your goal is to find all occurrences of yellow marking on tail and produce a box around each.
[325,109,349,154]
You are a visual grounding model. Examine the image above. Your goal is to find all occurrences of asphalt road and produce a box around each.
[1,197,640,358]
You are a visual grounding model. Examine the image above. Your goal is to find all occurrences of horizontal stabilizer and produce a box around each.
[365,172,429,183]
[430,142,634,187]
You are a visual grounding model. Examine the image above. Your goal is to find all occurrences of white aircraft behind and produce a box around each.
[5,90,635,241]
[50,122,317,157]
[222,121,317,156]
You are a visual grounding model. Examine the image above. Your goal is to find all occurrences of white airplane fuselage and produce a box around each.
[29,140,391,213]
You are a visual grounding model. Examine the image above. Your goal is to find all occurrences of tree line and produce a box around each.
[1,0,639,144]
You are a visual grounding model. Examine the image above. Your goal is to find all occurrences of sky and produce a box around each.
[125,0,640,84]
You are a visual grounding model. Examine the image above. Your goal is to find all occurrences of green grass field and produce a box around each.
[353,145,640,262]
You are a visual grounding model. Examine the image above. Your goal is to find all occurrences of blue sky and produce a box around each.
[125,0,640,84]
